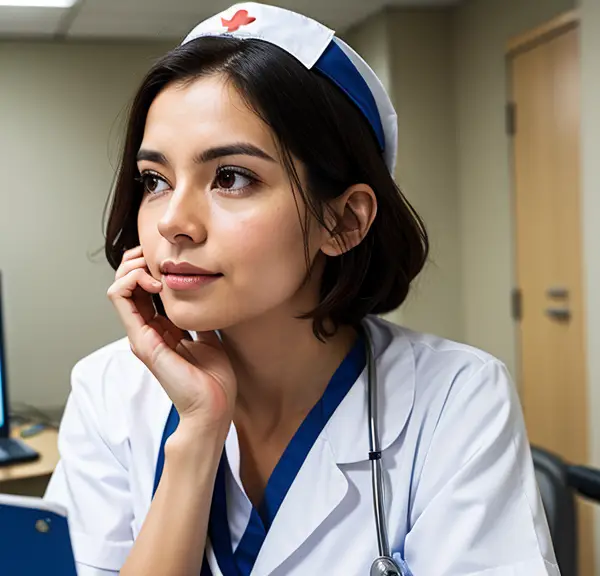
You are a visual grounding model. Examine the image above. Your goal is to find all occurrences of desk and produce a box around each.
[0,426,59,496]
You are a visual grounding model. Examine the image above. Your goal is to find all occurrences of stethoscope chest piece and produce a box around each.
[370,556,403,576]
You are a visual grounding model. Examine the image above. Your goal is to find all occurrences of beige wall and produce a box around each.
[0,42,171,407]
[346,9,464,343]
[453,0,575,376]
[388,9,463,342]
[343,11,391,96]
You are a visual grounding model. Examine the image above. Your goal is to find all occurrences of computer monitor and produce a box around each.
[0,271,10,438]
[0,272,39,465]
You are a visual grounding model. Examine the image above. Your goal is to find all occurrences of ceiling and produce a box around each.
[0,0,459,41]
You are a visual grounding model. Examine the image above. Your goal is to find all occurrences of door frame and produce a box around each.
[507,10,580,56]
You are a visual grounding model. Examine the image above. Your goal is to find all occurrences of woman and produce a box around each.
[45,3,558,575]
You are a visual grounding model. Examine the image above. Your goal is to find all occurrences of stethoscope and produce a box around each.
[363,325,406,576]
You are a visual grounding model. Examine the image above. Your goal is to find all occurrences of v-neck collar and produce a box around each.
[259,334,366,530]
[210,334,366,576]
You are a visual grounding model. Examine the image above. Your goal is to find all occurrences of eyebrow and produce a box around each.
[136,149,169,166]
[136,143,276,166]
[195,143,276,164]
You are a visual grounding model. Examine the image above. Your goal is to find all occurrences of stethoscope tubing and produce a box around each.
[363,324,404,576]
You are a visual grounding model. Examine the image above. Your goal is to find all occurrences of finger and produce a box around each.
[177,333,225,372]
[107,269,162,340]
[148,317,177,350]
[153,314,192,344]
[177,336,234,403]
[174,339,203,366]
[193,330,224,351]
[162,330,179,351]
[149,316,206,368]
[115,256,148,280]
[133,286,159,325]
[108,268,161,299]
[121,246,143,263]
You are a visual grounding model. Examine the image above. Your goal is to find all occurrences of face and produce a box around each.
[136,75,329,332]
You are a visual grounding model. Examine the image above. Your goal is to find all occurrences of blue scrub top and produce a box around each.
[153,335,366,576]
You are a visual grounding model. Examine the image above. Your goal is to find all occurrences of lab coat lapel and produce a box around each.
[326,316,416,464]
[205,540,224,576]
[250,437,348,575]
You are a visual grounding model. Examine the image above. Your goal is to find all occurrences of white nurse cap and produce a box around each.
[182,2,398,174]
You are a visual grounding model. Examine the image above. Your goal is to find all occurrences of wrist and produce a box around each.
[165,417,229,463]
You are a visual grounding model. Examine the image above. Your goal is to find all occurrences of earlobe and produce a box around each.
[321,184,377,257]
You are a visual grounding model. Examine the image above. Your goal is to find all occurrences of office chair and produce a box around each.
[531,446,600,576]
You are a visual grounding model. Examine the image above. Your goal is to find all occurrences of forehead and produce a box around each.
[142,75,275,153]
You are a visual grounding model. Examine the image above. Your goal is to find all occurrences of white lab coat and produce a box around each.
[45,316,559,575]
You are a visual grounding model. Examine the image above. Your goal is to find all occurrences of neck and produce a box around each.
[219,312,357,427]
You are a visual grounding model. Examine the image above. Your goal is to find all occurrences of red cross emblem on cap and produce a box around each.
[221,9,256,32]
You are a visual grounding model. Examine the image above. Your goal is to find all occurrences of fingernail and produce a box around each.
[153,280,161,287]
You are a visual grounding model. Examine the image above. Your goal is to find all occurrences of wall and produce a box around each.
[346,9,464,343]
[0,41,172,407]
[343,10,391,97]
[453,0,575,375]
[581,0,600,558]
[387,9,462,341]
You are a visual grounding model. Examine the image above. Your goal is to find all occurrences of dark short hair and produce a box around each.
[104,36,428,339]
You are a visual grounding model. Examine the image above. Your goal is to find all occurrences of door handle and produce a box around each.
[546,286,569,299]
[545,307,571,321]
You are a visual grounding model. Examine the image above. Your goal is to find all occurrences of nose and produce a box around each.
[157,182,208,245]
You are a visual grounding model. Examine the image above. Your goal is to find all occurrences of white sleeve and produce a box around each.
[404,360,559,576]
[45,359,134,575]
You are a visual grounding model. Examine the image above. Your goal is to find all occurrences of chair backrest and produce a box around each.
[531,446,577,576]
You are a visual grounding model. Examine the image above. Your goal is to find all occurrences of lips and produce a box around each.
[160,261,218,275]
[160,261,222,291]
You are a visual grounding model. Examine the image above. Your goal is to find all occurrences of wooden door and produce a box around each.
[508,13,593,575]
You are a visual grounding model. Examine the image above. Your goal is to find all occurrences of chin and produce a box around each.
[161,297,237,333]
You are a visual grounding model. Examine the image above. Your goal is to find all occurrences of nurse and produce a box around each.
[45,3,559,575]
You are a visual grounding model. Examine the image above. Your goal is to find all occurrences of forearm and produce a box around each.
[120,423,225,576]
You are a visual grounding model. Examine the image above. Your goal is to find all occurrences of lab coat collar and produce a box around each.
[246,434,349,576]
[204,427,349,576]
[323,316,416,465]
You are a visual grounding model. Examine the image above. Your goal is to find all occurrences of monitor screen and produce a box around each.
[0,272,8,433]
[0,354,4,429]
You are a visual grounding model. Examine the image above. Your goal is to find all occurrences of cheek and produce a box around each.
[137,205,161,274]
[217,206,308,281]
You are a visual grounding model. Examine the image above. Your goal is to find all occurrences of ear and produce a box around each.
[321,184,377,257]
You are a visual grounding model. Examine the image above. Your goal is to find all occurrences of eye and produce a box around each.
[213,166,256,194]
[136,171,170,196]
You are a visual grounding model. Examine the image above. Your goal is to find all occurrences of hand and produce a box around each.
[107,246,236,431]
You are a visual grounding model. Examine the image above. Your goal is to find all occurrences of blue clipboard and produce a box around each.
[0,493,77,576]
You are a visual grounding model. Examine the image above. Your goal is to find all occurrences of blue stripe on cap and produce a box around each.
[314,40,385,152]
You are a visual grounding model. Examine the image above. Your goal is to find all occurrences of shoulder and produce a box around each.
[373,316,498,373]
[369,319,527,492]
[368,316,517,451]
[370,315,508,394]
[72,336,144,381]
[370,318,522,472]
[69,337,167,429]
[72,337,147,396]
